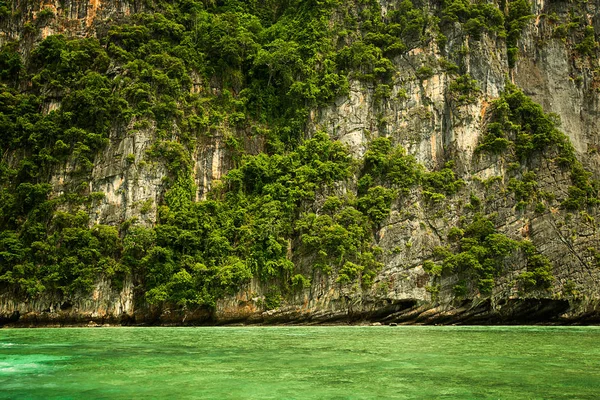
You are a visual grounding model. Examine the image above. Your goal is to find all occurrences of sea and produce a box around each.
[1,326,599,399]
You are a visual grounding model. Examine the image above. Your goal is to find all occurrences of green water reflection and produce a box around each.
[1,326,599,399]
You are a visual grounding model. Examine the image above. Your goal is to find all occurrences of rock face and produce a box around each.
[1,0,600,326]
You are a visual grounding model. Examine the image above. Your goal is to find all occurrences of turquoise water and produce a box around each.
[1,326,599,399]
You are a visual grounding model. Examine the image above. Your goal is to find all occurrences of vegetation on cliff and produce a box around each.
[0,0,598,311]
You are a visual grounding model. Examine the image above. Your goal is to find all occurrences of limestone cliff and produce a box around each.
[1,0,600,326]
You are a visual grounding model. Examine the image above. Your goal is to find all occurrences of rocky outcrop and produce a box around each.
[1,276,134,326]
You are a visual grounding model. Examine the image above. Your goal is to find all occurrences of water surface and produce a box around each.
[1,326,599,399]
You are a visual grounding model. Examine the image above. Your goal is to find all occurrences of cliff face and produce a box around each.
[1,0,600,326]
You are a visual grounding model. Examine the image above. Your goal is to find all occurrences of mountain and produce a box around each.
[1,0,600,326]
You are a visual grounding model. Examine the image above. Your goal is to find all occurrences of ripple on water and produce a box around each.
[0,355,69,376]
[0,362,43,374]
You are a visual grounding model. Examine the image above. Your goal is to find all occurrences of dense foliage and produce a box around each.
[426,214,553,295]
